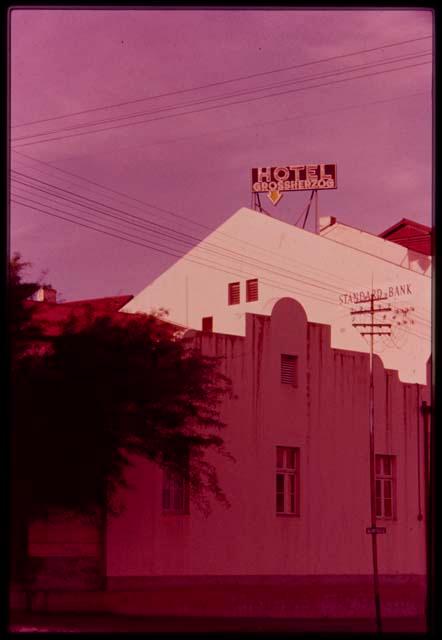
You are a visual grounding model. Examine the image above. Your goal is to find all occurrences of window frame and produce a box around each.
[375,454,396,520]
[276,446,300,516]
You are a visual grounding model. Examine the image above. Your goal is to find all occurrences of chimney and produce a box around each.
[35,286,57,304]
[319,216,336,233]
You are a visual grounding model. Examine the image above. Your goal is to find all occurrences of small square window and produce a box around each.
[281,354,298,386]
[202,316,213,332]
[228,282,240,305]
[246,279,259,302]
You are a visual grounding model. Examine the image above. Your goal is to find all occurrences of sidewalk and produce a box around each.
[8,611,427,633]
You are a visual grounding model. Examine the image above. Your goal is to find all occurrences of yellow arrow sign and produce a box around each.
[267,190,283,205]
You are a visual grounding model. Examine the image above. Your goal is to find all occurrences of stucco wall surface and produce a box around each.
[107,298,429,581]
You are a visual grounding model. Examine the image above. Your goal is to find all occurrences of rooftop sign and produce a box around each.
[251,164,337,205]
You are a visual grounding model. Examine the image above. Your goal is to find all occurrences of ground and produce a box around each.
[8,612,427,634]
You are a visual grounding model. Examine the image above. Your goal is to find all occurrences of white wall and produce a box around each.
[122,208,431,383]
[107,299,429,579]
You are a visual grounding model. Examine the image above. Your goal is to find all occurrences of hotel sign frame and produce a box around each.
[251,163,337,195]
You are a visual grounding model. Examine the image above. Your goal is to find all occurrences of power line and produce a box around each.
[11,174,347,300]
[321,234,433,279]
[11,170,212,248]
[12,60,431,149]
[11,196,344,308]
[11,50,431,143]
[12,150,215,233]
[11,157,432,307]
[11,34,432,129]
[10,156,367,291]
[12,186,429,342]
[13,178,432,329]
[33,90,427,162]
[13,193,431,346]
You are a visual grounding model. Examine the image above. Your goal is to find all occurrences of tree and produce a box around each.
[10,256,232,584]
[8,253,42,360]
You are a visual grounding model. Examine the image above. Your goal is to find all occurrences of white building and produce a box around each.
[17,211,432,622]
[123,208,431,384]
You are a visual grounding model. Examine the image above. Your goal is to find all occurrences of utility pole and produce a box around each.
[421,400,432,632]
[351,292,391,634]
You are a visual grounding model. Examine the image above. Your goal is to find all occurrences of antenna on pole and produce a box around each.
[351,285,391,634]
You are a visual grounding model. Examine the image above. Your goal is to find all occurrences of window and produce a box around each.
[276,447,299,515]
[228,282,240,305]
[162,466,189,514]
[375,455,396,519]
[202,316,213,332]
[246,278,259,302]
[281,354,298,386]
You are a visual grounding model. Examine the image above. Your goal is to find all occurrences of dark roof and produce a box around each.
[378,218,432,256]
[378,218,431,238]
[26,295,134,336]
[26,294,182,337]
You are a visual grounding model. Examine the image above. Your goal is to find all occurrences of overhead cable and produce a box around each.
[11,50,431,143]
[11,34,432,129]
[12,61,431,148]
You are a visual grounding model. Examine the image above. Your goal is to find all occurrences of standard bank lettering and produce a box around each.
[339,284,412,305]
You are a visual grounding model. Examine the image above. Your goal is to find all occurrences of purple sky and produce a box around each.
[10,8,433,302]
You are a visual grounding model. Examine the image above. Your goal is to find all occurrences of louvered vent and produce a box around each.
[246,278,259,302]
[281,354,298,386]
[228,282,240,305]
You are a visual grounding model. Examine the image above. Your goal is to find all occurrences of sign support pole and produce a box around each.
[315,190,319,234]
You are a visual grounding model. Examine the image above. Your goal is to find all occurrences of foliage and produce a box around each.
[8,253,42,360]
[10,255,233,579]
[13,311,232,517]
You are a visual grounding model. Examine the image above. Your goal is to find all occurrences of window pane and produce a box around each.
[289,474,295,493]
[376,498,382,517]
[289,474,295,513]
[276,493,284,513]
[286,449,296,469]
[383,457,392,476]
[375,456,381,475]
[375,480,381,499]
[276,448,284,468]
[384,480,392,499]
[276,474,284,492]
[290,492,295,513]
[384,498,392,518]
